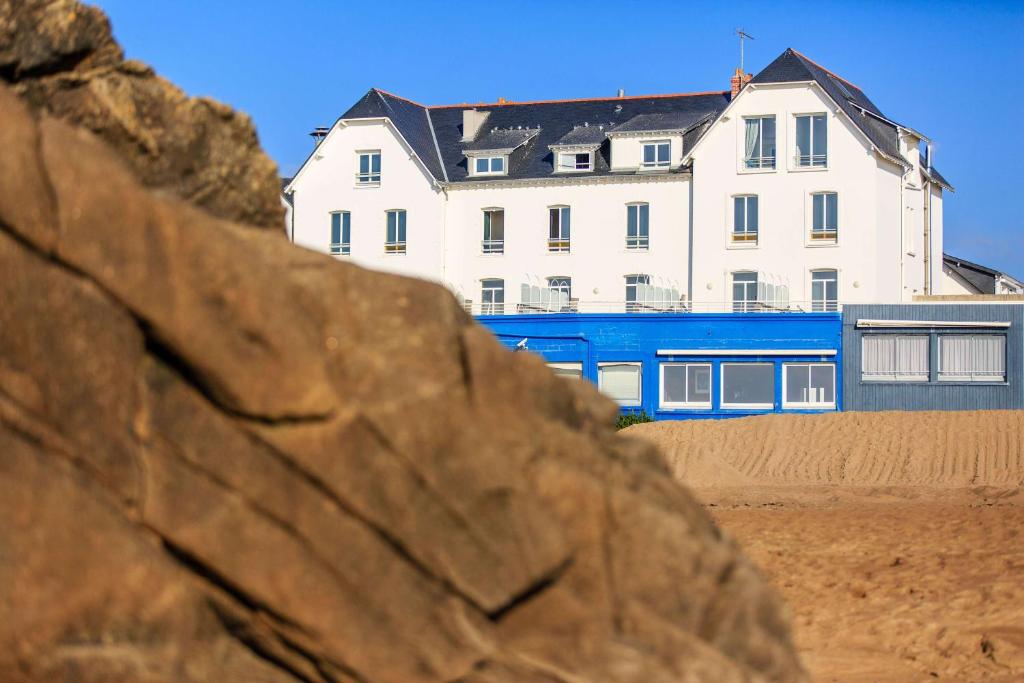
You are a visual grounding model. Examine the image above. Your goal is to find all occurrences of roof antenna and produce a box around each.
[735,28,755,73]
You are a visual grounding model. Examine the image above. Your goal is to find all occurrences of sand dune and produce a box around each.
[626,410,1024,490]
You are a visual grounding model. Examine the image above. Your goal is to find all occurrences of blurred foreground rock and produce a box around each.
[0,0,284,230]
[0,6,805,683]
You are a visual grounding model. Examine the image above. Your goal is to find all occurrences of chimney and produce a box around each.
[730,68,752,99]
[461,109,490,142]
[617,88,625,98]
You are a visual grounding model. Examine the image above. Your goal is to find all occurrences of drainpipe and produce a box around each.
[687,164,695,309]
[923,179,931,295]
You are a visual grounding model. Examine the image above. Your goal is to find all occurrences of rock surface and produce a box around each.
[0,7,806,683]
[0,0,284,231]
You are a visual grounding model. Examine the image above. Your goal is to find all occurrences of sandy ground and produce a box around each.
[626,412,1024,682]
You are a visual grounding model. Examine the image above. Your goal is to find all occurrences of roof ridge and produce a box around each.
[372,87,428,108]
[427,90,729,110]
[788,49,863,92]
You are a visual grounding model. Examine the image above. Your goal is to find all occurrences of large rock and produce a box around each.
[0,11,806,683]
[0,0,284,231]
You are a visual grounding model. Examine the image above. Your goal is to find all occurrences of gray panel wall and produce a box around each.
[843,304,1024,411]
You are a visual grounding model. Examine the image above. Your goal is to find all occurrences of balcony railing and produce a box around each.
[730,231,758,244]
[355,172,381,185]
[796,154,827,168]
[464,299,845,316]
[547,238,571,253]
[810,229,838,242]
[384,240,406,254]
[625,236,649,250]
[329,242,351,256]
[744,155,776,169]
[481,239,504,254]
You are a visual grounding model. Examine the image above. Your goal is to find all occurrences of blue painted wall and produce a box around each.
[478,312,843,419]
[842,304,1024,411]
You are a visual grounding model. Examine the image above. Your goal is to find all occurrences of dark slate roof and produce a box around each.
[942,254,1001,294]
[610,110,711,134]
[340,89,446,181]
[462,127,538,152]
[280,177,292,191]
[923,164,954,191]
[552,124,611,147]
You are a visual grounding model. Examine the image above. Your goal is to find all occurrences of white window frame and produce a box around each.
[743,116,776,170]
[470,155,507,176]
[794,113,828,168]
[385,209,407,254]
[720,362,775,409]
[556,151,593,172]
[480,278,504,315]
[731,195,758,245]
[547,362,583,379]
[659,363,712,409]
[548,205,571,252]
[329,210,351,256]
[810,269,839,312]
[626,202,650,250]
[640,140,671,170]
[482,208,504,254]
[598,362,643,407]
[861,334,929,382]
[356,150,381,185]
[731,271,759,312]
[782,363,836,409]
[938,334,1007,383]
[809,192,838,243]
[625,274,651,312]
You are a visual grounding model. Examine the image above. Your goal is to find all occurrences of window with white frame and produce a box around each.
[626,203,650,250]
[795,114,827,167]
[732,195,758,243]
[547,362,583,380]
[641,140,671,169]
[357,151,381,184]
[721,363,775,409]
[385,209,407,253]
[557,151,592,172]
[744,116,776,169]
[811,192,838,242]
[598,362,642,406]
[329,211,351,255]
[811,269,838,311]
[547,276,572,304]
[732,271,759,312]
[862,335,929,382]
[480,278,504,315]
[938,335,1006,382]
[783,363,836,408]
[625,274,650,312]
[472,156,506,175]
[660,363,712,409]
[482,209,504,254]
[548,206,570,252]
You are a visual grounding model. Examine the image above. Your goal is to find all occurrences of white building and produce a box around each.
[284,48,955,313]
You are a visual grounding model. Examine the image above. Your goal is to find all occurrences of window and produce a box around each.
[811,192,838,242]
[744,117,776,169]
[548,206,570,252]
[641,141,671,169]
[625,274,650,312]
[547,276,572,308]
[732,196,758,244]
[557,151,592,172]
[721,363,775,409]
[598,362,642,406]
[732,271,759,312]
[795,114,827,167]
[862,335,929,382]
[660,363,712,409]
[482,209,504,254]
[357,151,381,184]
[626,203,649,250]
[385,209,407,253]
[473,156,506,175]
[548,362,583,380]
[811,269,838,311]
[480,278,504,315]
[783,363,836,408]
[329,211,351,255]
[939,335,1006,382]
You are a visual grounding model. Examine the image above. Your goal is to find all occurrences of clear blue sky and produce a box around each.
[93,0,1023,277]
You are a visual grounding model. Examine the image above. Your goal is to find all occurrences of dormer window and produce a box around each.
[471,155,506,176]
[641,141,671,169]
[557,151,593,172]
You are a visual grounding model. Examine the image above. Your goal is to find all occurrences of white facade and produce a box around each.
[287,80,948,313]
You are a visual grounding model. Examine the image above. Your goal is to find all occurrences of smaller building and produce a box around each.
[481,312,842,419]
[843,303,1024,411]
[941,253,1023,295]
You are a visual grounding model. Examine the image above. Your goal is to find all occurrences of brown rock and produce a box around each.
[0,12,807,683]
[0,0,284,231]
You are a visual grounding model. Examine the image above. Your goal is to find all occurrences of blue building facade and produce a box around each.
[480,312,843,419]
